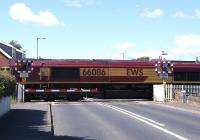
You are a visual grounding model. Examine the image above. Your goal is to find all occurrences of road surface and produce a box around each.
[52,100,200,140]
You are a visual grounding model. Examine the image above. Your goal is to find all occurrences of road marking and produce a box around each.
[97,103,188,140]
[97,103,165,127]
[51,102,82,106]
[135,101,149,105]
[68,103,82,106]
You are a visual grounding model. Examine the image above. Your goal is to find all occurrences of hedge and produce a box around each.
[0,71,16,99]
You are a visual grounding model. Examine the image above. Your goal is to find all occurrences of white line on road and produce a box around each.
[100,103,165,127]
[97,103,188,140]
[51,102,83,106]
[135,101,149,105]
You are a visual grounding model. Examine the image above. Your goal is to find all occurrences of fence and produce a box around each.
[164,84,200,104]
[171,84,200,97]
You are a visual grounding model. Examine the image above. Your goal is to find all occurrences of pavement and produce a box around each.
[157,101,200,114]
[0,102,52,140]
[0,102,89,140]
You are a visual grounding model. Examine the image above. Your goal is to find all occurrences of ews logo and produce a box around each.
[127,68,143,76]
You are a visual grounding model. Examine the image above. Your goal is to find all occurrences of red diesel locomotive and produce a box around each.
[12,59,200,101]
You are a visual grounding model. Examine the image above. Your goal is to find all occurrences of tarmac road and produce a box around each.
[52,100,200,140]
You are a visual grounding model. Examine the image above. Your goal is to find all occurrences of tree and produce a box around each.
[137,56,150,61]
[9,40,22,50]
[0,71,16,99]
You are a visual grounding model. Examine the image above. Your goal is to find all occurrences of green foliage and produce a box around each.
[0,71,16,99]
[9,40,22,50]
[137,56,150,61]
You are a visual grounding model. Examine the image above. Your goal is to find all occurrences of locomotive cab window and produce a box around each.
[51,67,80,81]
[174,71,200,81]
[174,72,187,81]
[188,72,200,81]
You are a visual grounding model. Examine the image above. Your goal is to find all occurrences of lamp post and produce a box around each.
[37,37,46,59]
[161,50,168,60]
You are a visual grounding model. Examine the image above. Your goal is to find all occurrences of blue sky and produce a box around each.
[0,0,200,60]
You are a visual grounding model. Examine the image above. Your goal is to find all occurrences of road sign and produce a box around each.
[20,72,29,78]
[21,77,27,84]
[159,73,168,79]
[15,60,33,73]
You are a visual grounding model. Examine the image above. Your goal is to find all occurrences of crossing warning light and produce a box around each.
[15,60,33,73]
[155,61,173,79]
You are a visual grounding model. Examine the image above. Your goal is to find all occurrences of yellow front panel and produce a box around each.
[40,68,51,77]
[109,68,144,76]
[80,67,172,83]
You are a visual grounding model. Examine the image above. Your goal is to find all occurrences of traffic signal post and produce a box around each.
[155,60,173,102]
[15,60,33,102]
[15,60,33,84]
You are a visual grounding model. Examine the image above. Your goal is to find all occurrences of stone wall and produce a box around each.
[187,96,200,105]
[173,90,182,103]
[174,90,200,105]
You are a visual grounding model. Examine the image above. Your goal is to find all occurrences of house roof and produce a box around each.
[0,48,12,59]
[0,41,24,53]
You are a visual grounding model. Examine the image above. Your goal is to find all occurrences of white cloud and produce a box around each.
[9,3,65,27]
[140,9,163,18]
[112,42,136,51]
[195,9,200,17]
[170,34,200,60]
[172,9,200,19]
[64,0,97,8]
[111,35,200,60]
[172,11,186,18]
[110,35,200,60]
[64,0,82,7]
[176,34,200,48]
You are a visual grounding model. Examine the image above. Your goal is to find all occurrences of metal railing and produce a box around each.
[171,84,200,97]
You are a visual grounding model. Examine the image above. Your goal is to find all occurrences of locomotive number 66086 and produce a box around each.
[81,68,106,76]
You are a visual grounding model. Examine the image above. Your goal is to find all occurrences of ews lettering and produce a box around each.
[127,68,143,76]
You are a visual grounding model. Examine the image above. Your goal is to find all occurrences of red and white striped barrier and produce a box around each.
[25,88,97,93]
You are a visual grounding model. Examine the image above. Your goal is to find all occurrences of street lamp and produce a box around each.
[161,50,168,59]
[159,51,168,60]
[37,37,46,59]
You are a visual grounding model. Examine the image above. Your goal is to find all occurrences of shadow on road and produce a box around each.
[0,109,94,140]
